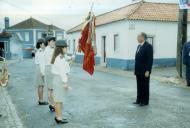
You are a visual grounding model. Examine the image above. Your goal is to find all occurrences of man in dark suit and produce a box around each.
[182,41,190,87]
[133,32,153,106]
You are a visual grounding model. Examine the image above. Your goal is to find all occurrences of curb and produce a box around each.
[1,59,24,128]
[72,63,189,89]
[7,59,20,66]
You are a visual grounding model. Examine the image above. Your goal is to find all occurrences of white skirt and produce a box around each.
[35,65,44,87]
[53,75,66,102]
[45,65,53,89]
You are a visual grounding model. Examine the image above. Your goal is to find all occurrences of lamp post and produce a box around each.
[176,9,188,77]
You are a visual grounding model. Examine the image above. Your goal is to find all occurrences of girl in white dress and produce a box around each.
[44,36,56,112]
[34,38,48,105]
[51,40,70,124]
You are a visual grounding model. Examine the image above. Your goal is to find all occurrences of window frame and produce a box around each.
[56,33,63,40]
[37,32,42,39]
[16,32,23,41]
[114,34,119,52]
[147,35,155,53]
[73,39,76,54]
[24,32,30,42]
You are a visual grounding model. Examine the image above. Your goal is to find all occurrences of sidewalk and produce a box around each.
[95,66,187,88]
[73,63,187,89]
[0,59,23,128]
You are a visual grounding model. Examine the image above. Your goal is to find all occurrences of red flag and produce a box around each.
[79,12,97,75]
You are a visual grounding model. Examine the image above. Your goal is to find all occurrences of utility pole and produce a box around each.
[176,9,188,77]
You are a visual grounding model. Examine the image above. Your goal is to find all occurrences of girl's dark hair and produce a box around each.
[36,42,43,49]
[45,41,48,47]
[36,38,45,49]
[51,46,66,64]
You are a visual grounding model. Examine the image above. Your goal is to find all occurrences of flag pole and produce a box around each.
[90,2,94,12]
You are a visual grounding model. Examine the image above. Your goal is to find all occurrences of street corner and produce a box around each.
[0,87,24,128]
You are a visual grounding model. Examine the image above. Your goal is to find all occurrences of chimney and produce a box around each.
[4,17,10,29]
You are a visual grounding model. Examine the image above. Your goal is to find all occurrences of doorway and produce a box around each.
[0,42,5,57]
[101,36,107,66]
[73,39,76,54]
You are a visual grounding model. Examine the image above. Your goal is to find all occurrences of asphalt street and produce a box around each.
[6,59,190,128]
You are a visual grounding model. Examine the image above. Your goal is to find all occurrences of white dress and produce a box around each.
[44,46,54,89]
[51,54,70,102]
[34,48,45,86]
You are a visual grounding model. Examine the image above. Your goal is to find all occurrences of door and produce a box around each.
[0,42,5,57]
[101,36,107,66]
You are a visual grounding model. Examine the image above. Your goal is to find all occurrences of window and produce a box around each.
[37,32,42,39]
[129,24,135,30]
[16,32,23,41]
[67,40,71,51]
[114,34,119,52]
[73,39,76,54]
[101,36,106,63]
[56,33,63,40]
[147,36,155,53]
[24,32,30,41]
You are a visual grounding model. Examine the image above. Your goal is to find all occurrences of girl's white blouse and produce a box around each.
[51,54,70,83]
[44,46,54,66]
[35,48,45,75]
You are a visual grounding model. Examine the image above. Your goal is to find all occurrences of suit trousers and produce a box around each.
[136,75,150,105]
[186,66,190,86]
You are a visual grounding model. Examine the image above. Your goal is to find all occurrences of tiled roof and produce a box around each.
[67,1,186,34]
[0,31,12,38]
[127,2,179,21]
[47,24,63,31]
[8,17,64,30]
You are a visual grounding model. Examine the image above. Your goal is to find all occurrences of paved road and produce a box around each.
[6,59,190,128]
[0,60,23,128]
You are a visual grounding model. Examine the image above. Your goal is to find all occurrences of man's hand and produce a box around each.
[145,71,150,78]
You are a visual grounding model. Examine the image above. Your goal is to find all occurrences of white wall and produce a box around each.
[126,20,178,59]
[66,19,190,62]
[95,21,129,60]
[65,32,81,54]
[66,20,129,61]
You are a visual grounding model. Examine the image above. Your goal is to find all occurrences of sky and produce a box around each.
[0,0,179,31]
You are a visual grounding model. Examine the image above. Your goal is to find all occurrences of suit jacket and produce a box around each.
[182,41,190,66]
[135,41,153,75]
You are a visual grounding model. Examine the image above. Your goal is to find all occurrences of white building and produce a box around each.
[66,1,190,70]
